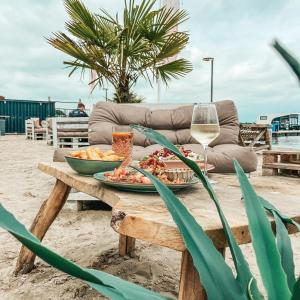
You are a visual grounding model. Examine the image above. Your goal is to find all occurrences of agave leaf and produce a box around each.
[131,124,262,299]
[133,166,247,300]
[272,39,300,83]
[0,204,167,300]
[291,277,300,300]
[234,161,291,300]
[258,196,300,231]
[273,211,296,292]
[257,197,298,291]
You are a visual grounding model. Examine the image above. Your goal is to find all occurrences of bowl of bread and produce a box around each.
[65,147,124,176]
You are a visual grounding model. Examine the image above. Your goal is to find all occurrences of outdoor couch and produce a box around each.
[53,100,257,173]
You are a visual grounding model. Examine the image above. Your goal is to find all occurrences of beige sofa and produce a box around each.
[54,100,257,173]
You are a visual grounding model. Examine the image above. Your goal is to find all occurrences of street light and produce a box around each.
[203,57,214,103]
[103,88,108,101]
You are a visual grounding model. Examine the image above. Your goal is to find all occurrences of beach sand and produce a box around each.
[0,135,299,299]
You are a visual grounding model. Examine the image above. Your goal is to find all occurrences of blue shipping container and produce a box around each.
[0,99,55,134]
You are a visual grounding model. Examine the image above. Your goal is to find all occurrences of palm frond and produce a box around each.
[157,58,193,85]
[48,0,192,102]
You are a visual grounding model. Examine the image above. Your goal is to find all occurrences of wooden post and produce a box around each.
[178,248,225,300]
[119,234,136,257]
[14,179,71,274]
[52,118,58,149]
[265,127,272,150]
[262,152,278,176]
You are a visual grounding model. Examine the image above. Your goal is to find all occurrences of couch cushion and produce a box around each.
[208,144,257,173]
[88,100,239,147]
[209,100,240,147]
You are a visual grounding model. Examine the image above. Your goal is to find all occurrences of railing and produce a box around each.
[55,108,91,117]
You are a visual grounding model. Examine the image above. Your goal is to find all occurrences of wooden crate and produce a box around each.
[47,117,89,148]
[25,118,47,140]
[239,124,272,151]
[262,150,300,176]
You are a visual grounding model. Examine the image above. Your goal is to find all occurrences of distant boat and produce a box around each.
[257,113,300,132]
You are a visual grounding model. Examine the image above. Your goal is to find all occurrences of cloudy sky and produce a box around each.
[1,0,300,121]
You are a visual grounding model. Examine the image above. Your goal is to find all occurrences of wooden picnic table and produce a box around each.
[15,162,300,300]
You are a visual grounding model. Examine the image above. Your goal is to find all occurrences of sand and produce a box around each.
[0,135,299,300]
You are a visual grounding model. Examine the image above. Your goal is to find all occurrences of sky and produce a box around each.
[1,0,300,121]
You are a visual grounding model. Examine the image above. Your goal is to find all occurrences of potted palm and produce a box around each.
[48,0,192,103]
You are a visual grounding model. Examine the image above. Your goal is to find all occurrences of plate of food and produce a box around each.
[140,147,214,171]
[94,168,199,193]
[65,147,124,176]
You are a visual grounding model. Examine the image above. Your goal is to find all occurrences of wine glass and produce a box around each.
[190,103,220,177]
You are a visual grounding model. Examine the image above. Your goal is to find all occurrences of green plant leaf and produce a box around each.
[258,196,298,293]
[0,204,168,300]
[131,124,263,299]
[258,196,300,231]
[272,39,300,83]
[273,211,296,292]
[132,166,247,300]
[291,277,300,300]
[234,161,291,300]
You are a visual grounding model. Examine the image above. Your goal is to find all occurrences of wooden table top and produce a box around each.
[39,162,300,251]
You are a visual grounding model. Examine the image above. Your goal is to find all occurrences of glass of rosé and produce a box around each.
[112,126,134,166]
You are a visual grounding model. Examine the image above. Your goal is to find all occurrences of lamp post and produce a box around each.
[203,57,214,102]
[103,88,108,101]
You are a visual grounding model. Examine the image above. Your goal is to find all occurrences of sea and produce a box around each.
[272,136,300,149]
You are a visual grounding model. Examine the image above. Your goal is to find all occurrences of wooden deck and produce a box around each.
[273,130,300,137]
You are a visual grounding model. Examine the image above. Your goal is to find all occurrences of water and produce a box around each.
[272,136,300,149]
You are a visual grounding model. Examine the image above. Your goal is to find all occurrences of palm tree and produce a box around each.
[48,0,192,103]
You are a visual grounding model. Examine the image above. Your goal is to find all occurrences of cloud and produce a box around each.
[1,0,300,120]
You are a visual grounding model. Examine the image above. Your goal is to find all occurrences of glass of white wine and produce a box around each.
[191,103,220,177]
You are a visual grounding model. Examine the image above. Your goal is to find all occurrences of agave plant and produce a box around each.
[0,127,299,299]
[48,0,192,103]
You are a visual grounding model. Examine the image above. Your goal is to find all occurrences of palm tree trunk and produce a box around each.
[116,75,130,103]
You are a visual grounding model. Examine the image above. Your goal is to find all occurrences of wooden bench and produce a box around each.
[46,117,89,149]
[239,123,272,151]
[262,150,300,176]
[25,118,47,140]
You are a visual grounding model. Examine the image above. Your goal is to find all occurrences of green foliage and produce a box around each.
[111,91,144,103]
[273,212,296,291]
[234,161,291,299]
[134,166,247,300]
[47,0,192,102]
[0,204,168,300]
[131,125,262,299]
[272,39,300,83]
[55,109,67,117]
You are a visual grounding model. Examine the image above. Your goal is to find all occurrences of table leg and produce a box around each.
[178,248,225,300]
[119,234,136,257]
[14,179,71,274]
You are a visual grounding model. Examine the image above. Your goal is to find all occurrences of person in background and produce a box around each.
[69,102,89,117]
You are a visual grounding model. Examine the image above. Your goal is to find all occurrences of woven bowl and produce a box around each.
[165,168,195,182]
